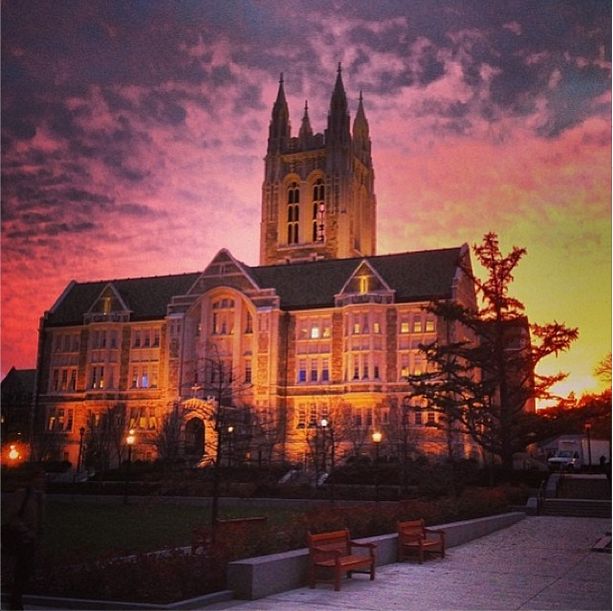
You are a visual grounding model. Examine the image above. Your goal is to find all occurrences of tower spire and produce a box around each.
[327,63,350,146]
[299,100,313,145]
[268,72,290,153]
[353,90,371,164]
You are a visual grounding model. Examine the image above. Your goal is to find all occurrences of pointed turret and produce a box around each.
[352,91,372,165]
[326,63,351,146]
[268,73,291,153]
[298,100,313,147]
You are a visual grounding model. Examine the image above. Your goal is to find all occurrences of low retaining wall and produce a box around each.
[227,511,526,600]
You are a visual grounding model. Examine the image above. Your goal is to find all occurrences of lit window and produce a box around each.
[308,404,317,428]
[321,360,330,382]
[310,325,320,339]
[400,354,410,379]
[373,321,381,334]
[359,276,368,294]
[353,322,361,335]
[425,319,435,332]
[298,360,307,383]
[400,320,410,333]
[102,296,112,315]
[297,404,306,429]
[322,324,331,338]
[69,370,77,391]
[51,369,59,392]
[413,319,423,333]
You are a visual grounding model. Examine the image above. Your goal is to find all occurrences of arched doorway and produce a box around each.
[184,418,205,458]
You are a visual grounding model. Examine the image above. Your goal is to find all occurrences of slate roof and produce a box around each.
[251,247,462,309]
[44,247,463,326]
[45,273,200,326]
[1,367,36,394]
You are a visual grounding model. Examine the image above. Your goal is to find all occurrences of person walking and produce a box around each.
[1,466,46,610]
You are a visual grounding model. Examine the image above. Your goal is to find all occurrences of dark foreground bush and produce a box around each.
[16,484,527,604]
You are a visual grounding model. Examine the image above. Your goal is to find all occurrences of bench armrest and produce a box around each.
[310,546,342,561]
[350,541,376,549]
[350,541,377,557]
[424,528,445,539]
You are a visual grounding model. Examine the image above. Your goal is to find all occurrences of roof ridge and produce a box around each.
[253,246,463,271]
[71,270,201,286]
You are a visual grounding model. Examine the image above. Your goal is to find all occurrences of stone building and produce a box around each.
[33,68,480,469]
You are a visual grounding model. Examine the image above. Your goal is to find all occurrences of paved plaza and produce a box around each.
[212,516,611,611]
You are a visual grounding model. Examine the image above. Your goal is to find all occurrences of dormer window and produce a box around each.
[102,296,112,315]
[359,276,368,294]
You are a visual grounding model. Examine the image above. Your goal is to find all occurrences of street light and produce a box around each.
[227,425,234,467]
[8,444,20,463]
[584,423,592,471]
[372,431,382,502]
[320,418,336,503]
[123,429,136,505]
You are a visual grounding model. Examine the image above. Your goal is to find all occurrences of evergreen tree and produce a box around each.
[408,233,578,469]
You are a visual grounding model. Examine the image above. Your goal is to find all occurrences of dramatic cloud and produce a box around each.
[1,0,611,397]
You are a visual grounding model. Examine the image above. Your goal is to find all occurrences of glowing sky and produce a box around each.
[2,1,611,397]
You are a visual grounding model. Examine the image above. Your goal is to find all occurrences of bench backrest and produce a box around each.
[307,529,351,556]
[397,519,426,541]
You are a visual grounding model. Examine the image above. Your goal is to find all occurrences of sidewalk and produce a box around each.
[210,516,611,610]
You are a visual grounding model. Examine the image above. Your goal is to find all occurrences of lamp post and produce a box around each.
[227,425,234,467]
[372,431,382,502]
[74,426,85,482]
[401,396,411,495]
[585,423,592,471]
[123,429,136,505]
[320,418,335,503]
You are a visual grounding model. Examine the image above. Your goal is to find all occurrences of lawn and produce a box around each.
[39,499,301,565]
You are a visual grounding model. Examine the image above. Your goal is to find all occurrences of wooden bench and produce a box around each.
[307,529,376,591]
[191,516,267,554]
[397,519,445,564]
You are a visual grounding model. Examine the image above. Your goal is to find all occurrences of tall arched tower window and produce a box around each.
[312,178,325,242]
[287,182,300,244]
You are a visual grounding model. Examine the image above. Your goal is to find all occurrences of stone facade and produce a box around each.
[33,70,481,469]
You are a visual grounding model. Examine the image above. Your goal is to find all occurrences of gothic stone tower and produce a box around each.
[259,66,377,265]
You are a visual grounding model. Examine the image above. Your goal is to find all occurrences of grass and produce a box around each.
[39,499,302,566]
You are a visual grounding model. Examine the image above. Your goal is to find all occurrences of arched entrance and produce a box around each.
[184,418,205,458]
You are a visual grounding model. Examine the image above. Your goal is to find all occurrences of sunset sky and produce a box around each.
[2,1,611,398]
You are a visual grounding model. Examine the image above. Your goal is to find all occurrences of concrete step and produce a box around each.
[542,498,612,518]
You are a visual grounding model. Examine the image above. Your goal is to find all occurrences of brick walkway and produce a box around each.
[212,516,611,610]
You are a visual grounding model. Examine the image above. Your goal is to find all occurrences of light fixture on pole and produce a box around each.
[123,429,136,505]
[227,425,234,466]
[372,431,382,502]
